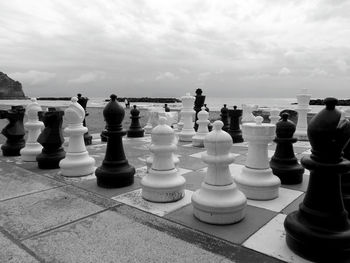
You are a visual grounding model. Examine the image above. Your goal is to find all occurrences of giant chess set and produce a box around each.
[1,89,350,262]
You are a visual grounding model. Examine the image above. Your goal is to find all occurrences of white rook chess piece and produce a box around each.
[269,107,280,124]
[242,104,258,123]
[141,117,185,202]
[192,106,209,147]
[20,98,44,161]
[59,97,95,177]
[234,116,281,200]
[178,92,196,142]
[295,88,311,141]
[192,121,247,224]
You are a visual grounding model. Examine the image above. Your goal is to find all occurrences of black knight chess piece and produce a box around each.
[95,94,135,188]
[36,107,66,169]
[127,105,144,138]
[270,113,304,184]
[0,105,25,156]
[77,93,92,145]
[284,97,350,262]
[220,104,230,132]
[193,88,205,131]
[228,106,243,143]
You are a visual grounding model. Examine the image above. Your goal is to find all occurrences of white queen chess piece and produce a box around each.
[59,97,95,177]
[192,120,247,224]
[20,98,44,162]
[178,92,196,142]
[192,106,209,147]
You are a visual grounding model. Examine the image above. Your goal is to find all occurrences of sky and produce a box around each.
[0,0,349,99]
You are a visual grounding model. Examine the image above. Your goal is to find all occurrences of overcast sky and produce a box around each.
[0,0,349,98]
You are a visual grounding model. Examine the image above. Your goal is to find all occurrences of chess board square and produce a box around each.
[165,204,277,244]
[112,189,193,217]
[182,170,206,191]
[247,187,303,212]
[243,214,312,263]
[178,156,207,170]
[281,193,305,215]
[198,163,244,178]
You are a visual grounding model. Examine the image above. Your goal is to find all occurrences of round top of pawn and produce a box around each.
[151,117,175,144]
[204,121,232,155]
[26,98,42,120]
[270,107,280,116]
[103,94,125,131]
[242,116,275,141]
[198,106,209,120]
[130,105,140,116]
[276,113,295,138]
[308,97,350,163]
[64,97,85,125]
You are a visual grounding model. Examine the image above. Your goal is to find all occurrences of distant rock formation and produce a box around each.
[0,72,25,99]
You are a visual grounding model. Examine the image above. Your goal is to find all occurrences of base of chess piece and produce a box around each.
[1,137,25,156]
[37,148,66,169]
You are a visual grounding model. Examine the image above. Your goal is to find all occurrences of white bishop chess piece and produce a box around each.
[59,97,95,177]
[20,98,44,161]
[234,116,281,200]
[192,121,247,224]
[192,106,209,147]
[141,117,185,202]
[178,92,196,142]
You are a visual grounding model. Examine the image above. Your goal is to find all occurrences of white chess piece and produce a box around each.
[241,104,258,123]
[20,98,44,161]
[269,107,280,125]
[192,120,247,224]
[295,89,311,141]
[234,116,281,200]
[192,106,209,147]
[144,108,153,134]
[178,93,196,142]
[59,97,95,177]
[141,117,185,202]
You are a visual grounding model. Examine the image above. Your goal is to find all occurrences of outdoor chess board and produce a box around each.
[0,133,314,263]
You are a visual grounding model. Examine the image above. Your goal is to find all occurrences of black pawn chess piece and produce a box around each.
[95,94,135,188]
[284,97,350,262]
[77,93,92,145]
[220,104,230,132]
[342,138,350,217]
[228,106,243,143]
[193,88,205,131]
[270,113,304,184]
[164,103,170,112]
[0,106,25,156]
[127,105,144,138]
[36,107,65,169]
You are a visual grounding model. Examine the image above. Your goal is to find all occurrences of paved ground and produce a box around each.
[0,132,314,263]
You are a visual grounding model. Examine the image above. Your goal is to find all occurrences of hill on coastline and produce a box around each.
[0,72,26,99]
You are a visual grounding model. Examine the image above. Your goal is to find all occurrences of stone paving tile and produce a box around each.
[178,156,207,171]
[0,185,113,240]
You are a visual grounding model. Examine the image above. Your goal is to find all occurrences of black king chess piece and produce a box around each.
[0,106,25,156]
[95,94,135,188]
[228,106,243,143]
[270,113,304,184]
[36,107,66,169]
[284,97,350,262]
[127,105,144,138]
[77,93,92,145]
[220,104,230,132]
[193,88,205,131]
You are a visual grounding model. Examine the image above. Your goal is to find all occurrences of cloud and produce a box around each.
[68,71,106,84]
[335,59,349,72]
[278,67,291,75]
[310,68,330,77]
[155,72,178,81]
[9,70,56,85]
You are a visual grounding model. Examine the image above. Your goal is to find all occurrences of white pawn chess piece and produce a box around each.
[192,121,247,224]
[269,107,280,124]
[241,104,258,123]
[144,108,153,134]
[20,98,44,161]
[295,88,311,141]
[178,92,196,142]
[234,116,281,200]
[59,97,95,177]
[141,117,185,202]
[192,106,209,147]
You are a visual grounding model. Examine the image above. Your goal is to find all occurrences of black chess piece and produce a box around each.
[164,103,170,112]
[228,106,243,143]
[127,105,144,138]
[36,107,65,169]
[95,94,135,188]
[100,98,109,142]
[193,88,205,131]
[0,105,25,156]
[77,93,92,145]
[284,98,350,262]
[220,104,230,132]
[270,113,304,184]
[342,137,350,217]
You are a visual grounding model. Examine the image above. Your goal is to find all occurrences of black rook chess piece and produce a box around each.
[193,88,205,131]
[36,107,65,169]
[270,113,304,184]
[220,104,230,132]
[95,94,135,188]
[228,106,243,143]
[127,105,144,138]
[284,98,350,262]
[77,93,92,145]
[0,106,25,156]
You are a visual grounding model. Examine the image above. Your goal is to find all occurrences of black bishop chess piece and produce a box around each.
[193,88,205,131]
[270,113,304,184]
[36,107,65,169]
[77,93,92,145]
[127,105,144,138]
[342,138,350,217]
[95,94,135,188]
[0,105,25,156]
[284,97,350,262]
[220,104,230,132]
[228,106,243,143]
